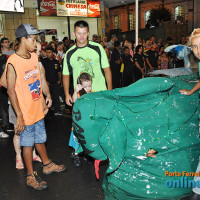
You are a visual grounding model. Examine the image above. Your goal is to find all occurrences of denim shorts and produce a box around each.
[20,119,47,147]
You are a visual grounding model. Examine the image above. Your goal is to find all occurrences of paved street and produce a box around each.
[0,109,194,200]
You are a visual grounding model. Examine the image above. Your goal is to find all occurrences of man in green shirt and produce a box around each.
[63,20,112,106]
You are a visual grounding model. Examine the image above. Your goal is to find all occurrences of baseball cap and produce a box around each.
[15,24,42,38]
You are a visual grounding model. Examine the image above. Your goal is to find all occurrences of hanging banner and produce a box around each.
[87,0,100,17]
[57,0,87,17]
[38,0,57,16]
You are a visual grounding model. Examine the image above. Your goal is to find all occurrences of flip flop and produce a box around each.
[16,160,24,170]
[33,156,42,163]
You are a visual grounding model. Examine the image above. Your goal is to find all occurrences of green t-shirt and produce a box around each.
[63,41,109,92]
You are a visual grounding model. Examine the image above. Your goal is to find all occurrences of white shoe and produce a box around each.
[0,132,9,138]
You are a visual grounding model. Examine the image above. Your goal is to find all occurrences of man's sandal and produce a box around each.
[27,171,47,190]
[43,160,66,175]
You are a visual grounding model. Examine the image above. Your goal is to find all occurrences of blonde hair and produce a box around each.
[188,28,200,46]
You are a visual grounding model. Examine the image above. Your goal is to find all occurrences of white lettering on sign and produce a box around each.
[88,4,99,10]
[41,1,56,7]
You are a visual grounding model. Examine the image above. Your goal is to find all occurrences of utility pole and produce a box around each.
[67,17,71,40]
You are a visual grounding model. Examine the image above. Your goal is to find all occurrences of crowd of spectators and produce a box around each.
[103,34,188,89]
[0,32,189,137]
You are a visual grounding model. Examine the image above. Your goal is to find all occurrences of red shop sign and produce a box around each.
[39,0,57,16]
[87,0,100,17]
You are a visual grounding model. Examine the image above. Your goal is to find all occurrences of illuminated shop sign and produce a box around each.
[57,0,87,17]
[38,0,57,16]
[88,0,100,17]
[38,0,100,17]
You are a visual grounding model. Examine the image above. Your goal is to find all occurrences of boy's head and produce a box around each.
[135,45,143,53]
[188,28,200,60]
[62,36,69,43]
[123,46,130,55]
[69,40,75,47]
[158,38,163,43]
[100,41,104,47]
[128,42,132,49]
[45,46,54,59]
[111,34,117,42]
[1,37,10,49]
[40,35,46,43]
[159,46,164,52]
[97,35,101,42]
[151,42,157,50]
[15,24,42,52]
[92,34,97,42]
[77,73,92,93]
[57,42,64,51]
[123,39,129,47]
[180,36,186,45]
[150,35,156,42]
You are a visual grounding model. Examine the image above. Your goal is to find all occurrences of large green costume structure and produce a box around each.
[72,75,200,199]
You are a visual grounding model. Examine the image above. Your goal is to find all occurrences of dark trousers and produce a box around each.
[112,71,121,89]
[111,63,121,89]
[49,83,60,113]
[123,70,134,87]
[0,87,9,126]
[133,67,143,82]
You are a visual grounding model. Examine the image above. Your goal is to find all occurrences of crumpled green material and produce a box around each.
[72,74,200,200]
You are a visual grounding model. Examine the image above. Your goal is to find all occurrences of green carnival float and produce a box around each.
[72,75,200,200]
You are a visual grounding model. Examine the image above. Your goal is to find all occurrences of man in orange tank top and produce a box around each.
[6,24,66,190]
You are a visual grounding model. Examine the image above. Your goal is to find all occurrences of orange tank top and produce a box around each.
[6,52,44,125]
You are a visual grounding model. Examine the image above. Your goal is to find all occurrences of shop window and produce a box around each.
[129,13,135,30]
[114,15,120,29]
[144,10,150,25]
[175,5,185,21]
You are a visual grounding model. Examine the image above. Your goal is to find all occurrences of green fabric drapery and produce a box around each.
[73,75,200,199]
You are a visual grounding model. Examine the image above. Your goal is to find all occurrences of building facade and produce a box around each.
[108,0,200,35]
[0,0,200,42]
[0,0,100,42]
